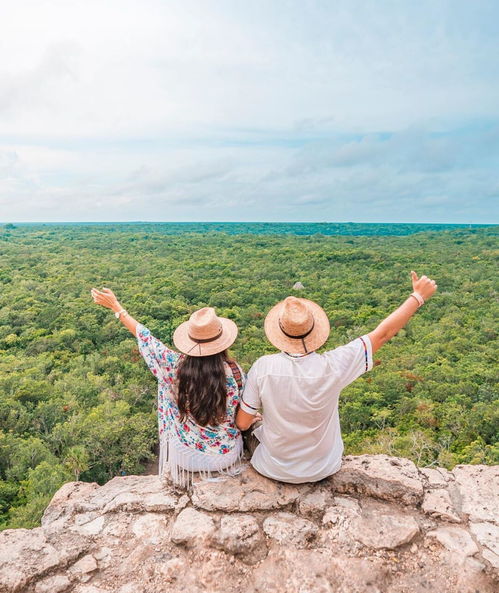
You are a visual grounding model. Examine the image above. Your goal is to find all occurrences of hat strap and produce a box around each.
[186,326,223,354]
[278,319,315,353]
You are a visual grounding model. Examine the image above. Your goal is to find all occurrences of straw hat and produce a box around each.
[173,307,238,357]
[264,296,330,354]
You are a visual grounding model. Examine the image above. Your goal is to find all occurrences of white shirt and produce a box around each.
[240,335,373,484]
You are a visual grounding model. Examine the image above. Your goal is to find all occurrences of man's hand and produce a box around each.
[411,271,438,301]
[91,287,121,313]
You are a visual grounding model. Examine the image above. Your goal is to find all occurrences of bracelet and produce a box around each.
[410,292,425,307]
[114,309,127,319]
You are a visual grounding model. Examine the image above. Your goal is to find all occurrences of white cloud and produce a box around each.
[0,0,498,221]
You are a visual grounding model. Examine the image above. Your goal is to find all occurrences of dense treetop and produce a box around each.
[0,223,497,529]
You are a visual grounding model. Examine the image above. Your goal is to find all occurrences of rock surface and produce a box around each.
[0,455,497,593]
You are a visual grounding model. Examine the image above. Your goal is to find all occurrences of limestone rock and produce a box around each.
[73,554,98,573]
[351,503,420,549]
[1,456,498,593]
[420,466,454,488]
[130,513,169,544]
[297,489,331,519]
[41,481,100,526]
[191,466,301,512]
[171,507,215,546]
[252,548,390,593]
[330,454,424,505]
[263,512,317,547]
[34,575,71,593]
[322,496,361,526]
[469,522,499,556]
[422,488,461,522]
[482,549,499,570]
[452,465,499,524]
[212,515,267,563]
[427,526,479,557]
[0,527,89,592]
[292,281,305,290]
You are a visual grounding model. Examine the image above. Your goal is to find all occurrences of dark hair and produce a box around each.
[176,351,229,427]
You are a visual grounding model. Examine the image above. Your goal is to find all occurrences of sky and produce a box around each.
[1,0,498,223]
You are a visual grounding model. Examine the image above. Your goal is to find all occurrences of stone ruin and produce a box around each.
[0,454,498,593]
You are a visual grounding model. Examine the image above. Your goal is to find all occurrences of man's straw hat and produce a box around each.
[173,307,238,357]
[264,296,330,354]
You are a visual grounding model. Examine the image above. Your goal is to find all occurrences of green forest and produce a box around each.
[0,223,497,529]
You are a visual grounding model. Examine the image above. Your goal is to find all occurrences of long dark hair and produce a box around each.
[176,351,229,427]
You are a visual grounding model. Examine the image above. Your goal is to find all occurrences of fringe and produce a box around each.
[159,431,244,489]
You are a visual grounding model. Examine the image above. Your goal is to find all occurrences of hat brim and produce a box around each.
[173,317,238,357]
[264,298,330,354]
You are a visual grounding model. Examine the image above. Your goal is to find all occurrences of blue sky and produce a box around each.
[1,0,498,223]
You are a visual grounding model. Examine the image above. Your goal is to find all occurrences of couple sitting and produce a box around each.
[91,271,436,486]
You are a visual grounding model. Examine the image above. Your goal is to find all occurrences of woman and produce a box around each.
[91,287,245,485]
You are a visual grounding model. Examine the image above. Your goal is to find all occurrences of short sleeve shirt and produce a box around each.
[136,323,242,455]
[241,335,373,483]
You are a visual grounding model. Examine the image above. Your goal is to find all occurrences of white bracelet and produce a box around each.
[410,292,425,307]
[114,309,127,319]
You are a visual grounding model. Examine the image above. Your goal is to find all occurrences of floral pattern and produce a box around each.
[136,323,243,456]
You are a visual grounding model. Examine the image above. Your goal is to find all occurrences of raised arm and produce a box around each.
[368,271,437,354]
[91,287,139,336]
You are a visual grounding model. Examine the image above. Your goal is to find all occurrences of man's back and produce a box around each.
[241,335,373,483]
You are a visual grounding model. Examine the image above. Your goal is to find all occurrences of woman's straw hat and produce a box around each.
[173,307,238,357]
[264,296,330,354]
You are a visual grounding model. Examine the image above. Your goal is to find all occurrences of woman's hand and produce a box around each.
[411,271,437,302]
[251,412,263,426]
[91,287,121,313]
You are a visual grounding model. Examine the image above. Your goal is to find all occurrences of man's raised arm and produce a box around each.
[368,271,437,354]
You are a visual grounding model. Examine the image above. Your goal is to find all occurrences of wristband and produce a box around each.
[410,292,425,307]
[114,309,127,319]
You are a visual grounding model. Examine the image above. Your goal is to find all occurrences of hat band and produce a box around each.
[278,319,315,353]
[187,326,223,344]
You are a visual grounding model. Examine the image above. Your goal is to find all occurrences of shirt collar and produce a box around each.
[282,351,316,359]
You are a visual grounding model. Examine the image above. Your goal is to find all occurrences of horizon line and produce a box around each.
[1,221,497,226]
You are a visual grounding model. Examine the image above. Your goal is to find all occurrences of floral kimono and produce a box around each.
[136,324,244,484]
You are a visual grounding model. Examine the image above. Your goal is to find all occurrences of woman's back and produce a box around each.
[136,323,244,482]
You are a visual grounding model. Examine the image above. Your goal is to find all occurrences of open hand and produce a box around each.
[91,287,120,312]
[411,271,437,302]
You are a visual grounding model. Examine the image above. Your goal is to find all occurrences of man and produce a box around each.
[236,271,437,484]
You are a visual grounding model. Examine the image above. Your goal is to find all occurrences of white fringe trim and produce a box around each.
[159,431,244,488]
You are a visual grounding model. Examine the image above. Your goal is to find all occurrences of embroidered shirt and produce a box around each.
[240,335,373,483]
[136,323,243,456]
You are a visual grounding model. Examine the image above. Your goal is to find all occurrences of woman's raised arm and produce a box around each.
[367,271,437,354]
[91,287,139,337]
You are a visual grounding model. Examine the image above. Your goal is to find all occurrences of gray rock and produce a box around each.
[42,481,100,526]
[482,549,499,570]
[0,527,89,592]
[420,466,454,488]
[422,488,461,522]
[171,507,215,546]
[69,554,98,576]
[330,454,424,505]
[263,512,317,547]
[34,575,72,593]
[212,515,267,563]
[191,466,302,512]
[427,526,479,557]
[352,505,420,549]
[297,489,330,518]
[452,465,499,524]
[130,513,169,545]
[469,522,499,556]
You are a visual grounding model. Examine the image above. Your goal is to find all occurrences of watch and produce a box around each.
[115,309,127,319]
